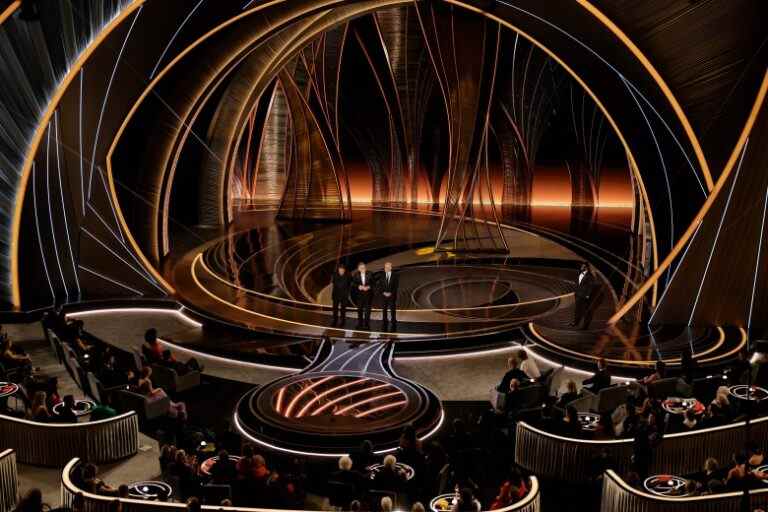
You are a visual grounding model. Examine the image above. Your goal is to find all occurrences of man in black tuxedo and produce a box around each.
[572,263,596,329]
[352,262,373,329]
[331,265,351,327]
[378,261,399,331]
[582,357,612,393]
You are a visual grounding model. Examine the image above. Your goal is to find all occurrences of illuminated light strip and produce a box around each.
[283,376,334,418]
[86,6,143,207]
[274,386,285,415]
[54,112,81,298]
[319,347,355,371]
[747,183,768,333]
[67,307,203,329]
[362,344,385,373]
[311,383,392,416]
[80,227,165,293]
[96,167,131,249]
[31,163,56,303]
[149,0,207,79]
[623,78,674,285]
[0,1,19,24]
[572,0,712,191]
[333,390,405,416]
[527,322,725,367]
[78,265,143,296]
[10,0,147,307]
[610,71,768,324]
[295,378,369,418]
[698,327,746,364]
[339,343,381,371]
[45,124,68,300]
[688,140,748,326]
[79,69,85,215]
[355,399,408,418]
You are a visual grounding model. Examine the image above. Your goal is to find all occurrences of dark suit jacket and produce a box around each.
[583,369,611,392]
[331,273,352,301]
[352,272,374,295]
[377,271,399,298]
[575,271,596,299]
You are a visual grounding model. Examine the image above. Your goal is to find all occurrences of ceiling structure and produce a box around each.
[0,0,765,330]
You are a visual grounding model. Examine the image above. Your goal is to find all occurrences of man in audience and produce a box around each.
[582,357,611,392]
[330,455,367,495]
[56,394,79,423]
[498,356,527,392]
[372,455,406,492]
[210,449,238,484]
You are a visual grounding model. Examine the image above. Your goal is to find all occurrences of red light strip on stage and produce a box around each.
[333,391,405,416]
[355,400,408,419]
[274,386,286,415]
[295,378,370,418]
[311,383,393,416]
[283,376,333,418]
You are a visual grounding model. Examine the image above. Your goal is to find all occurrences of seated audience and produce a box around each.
[136,366,188,421]
[556,380,579,408]
[380,497,393,512]
[237,445,270,482]
[639,360,666,386]
[330,455,367,494]
[13,489,46,512]
[56,394,79,423]
[681,409,698,431]
[372,455,406,492]
[1,332,32,369]
[143,328,201,373]
[498,357,527,392]
[210,449,238,484]
[29,391,51,422]
[82,463,118,495]
[517,350,540,380]
[452,487,481,512]
[560,406,583,438]
[582,358,611,392]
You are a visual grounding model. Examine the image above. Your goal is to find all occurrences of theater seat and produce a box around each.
[112,389,170,421]
[150,364,201,393]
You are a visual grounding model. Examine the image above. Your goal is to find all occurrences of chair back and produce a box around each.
[597,385,631,413]
[201,484,231,505]
[490,387,506,413]
[87,372,103,403]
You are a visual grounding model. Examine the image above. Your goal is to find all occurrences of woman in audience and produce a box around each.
[380,496,393,512]
[639,360,666,386]
[517,350,540,380]
[556,380,579,408]
[747,442,765,468]
[159,444,178,474]
[82,463,118,495]
[411,502,426,512]
[706,388,732,426]
[1,333,31,369]
[29,391,51,422]
[136,366,188,421]
[560,406,583,438]
[169,450,197,500]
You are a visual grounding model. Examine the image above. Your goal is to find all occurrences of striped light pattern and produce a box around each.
[275,376,407,420]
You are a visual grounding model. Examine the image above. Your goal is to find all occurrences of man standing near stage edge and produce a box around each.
[572,262,596,329]
[331,264,351,327]
[378,261,399,332]
[353,262,373,330]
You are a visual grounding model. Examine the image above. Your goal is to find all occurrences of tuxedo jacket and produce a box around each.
[331,273,352,301]
[377,271,399,297]
[352,272,374,294]
[575,271,596,299]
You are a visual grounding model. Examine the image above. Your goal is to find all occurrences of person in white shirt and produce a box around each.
[518,350,541,380]
[352,262,373,329]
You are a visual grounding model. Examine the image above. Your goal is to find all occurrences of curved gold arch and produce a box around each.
[0,2,19,25]
[11,0,710,309]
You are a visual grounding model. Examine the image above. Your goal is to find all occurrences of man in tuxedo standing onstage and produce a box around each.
[331,264,351,327]
[353,262,373,330]
[378,262,399,331]
[572,263,596,329]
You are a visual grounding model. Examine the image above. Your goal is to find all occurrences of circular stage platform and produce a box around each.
[234,339,443,456]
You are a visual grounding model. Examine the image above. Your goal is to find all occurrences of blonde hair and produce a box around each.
[380,497,393,512]
[383,454,397,467]
[338,456,353,471]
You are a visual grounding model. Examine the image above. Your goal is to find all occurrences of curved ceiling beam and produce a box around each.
[609,70,768,324]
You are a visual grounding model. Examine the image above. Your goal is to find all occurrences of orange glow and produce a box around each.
[333,390,405,416]
[311,383,391,416]
[531,166,572,207]
[355,400,408,418]
[295,378,369,418]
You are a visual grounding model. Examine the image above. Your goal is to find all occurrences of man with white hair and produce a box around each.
[330,455,366,493]
[372,454,406,492]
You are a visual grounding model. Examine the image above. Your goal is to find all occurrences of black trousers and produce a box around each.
[357,293,372,327]
[332,298,347,324]
[574,295,591,327]
[382,298,397,324]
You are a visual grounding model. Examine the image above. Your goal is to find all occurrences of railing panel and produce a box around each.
[515,416,768,482]
[601,470,768,512]
[60,458,541,512]
[0,449,18,512]
[0,412,139,466]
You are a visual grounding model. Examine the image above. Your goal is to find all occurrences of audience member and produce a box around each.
[556,380,579,408]
[452,487,481,512]
[136,366,188,421]
[29,391,51,422]
[56,394,79,423]
[82,463,117,495]
[498,357,527,392]
[372,455,406,492]
[210,449,238,484]
[13,489,45,512]
[517,350,540,380]
[582,358,611,392]
[639,360,666,386]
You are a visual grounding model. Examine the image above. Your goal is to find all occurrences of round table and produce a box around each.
[662,397,704,415]
[52,399,96,417]
[578,412,600,431]
[429,493,457,512]
[127,481,173,500]
[199,455,242,476]
[0,382,19,399]
[366,462,415,481]
[728,385,768,402]
[643,475,691,497]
